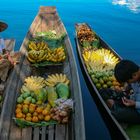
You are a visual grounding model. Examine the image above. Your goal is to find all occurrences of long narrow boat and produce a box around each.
[0,39,15,112]
[0,7,85,140]
[75,23,140,140]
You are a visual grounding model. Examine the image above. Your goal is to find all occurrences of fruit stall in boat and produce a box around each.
[75,23,140,140]
[0,7,85,140]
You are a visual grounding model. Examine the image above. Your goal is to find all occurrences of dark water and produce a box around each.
[1,0,140,139]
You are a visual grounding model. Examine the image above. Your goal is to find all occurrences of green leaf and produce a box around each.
[91,39,100,48]
[32,61,63,67]
[13,118,58,128]
[82,41,90,47]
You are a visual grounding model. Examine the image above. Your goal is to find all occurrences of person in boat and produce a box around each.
[100,60,140,123]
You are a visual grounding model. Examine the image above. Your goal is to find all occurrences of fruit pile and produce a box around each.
[83,48,119,73]
[77,24,123,90]
[77,24,100,48]
[27,41,66,63]
[77,24,96,44]
[90,71,123,90]
[14,74,73,127]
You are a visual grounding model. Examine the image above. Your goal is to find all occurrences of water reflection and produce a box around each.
[112,0,140,13]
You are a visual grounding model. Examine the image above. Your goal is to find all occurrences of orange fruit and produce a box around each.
[42,109,49,116]
[29,106,35,114]
[32,116,39,122]
[15,108,22,114]
[23,104,29,109]
[26,113,32,117]
[16,112,23,118]
[22,114,26,118]
[26,116,32,121]
[29,103,36,109]
[33,112,38,116]
[44,115,51,121]
[16,104,22,109]
[36,107,43,114]
[38,114,44,121]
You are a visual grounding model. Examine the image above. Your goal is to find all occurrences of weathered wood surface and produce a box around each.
[75,23,130,140]
[0,6,85,140]
[4,39,15,52]
[0,39,15,110]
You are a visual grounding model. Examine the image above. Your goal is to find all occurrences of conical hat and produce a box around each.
[0,21,8,32]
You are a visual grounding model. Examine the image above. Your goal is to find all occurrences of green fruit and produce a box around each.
[36,88,47,102]
[99,78,104,85]
[17,97,24,103]
[22,92,31,99]
[102,76,108,82]
[96,83,101,89]
[31,98,36,104]
[22,107,29,114]
[31,92,36,98]
[25,97,32,102]
[56,83,70,99]
[92,77,98,84]
[107,81,112,87]
[95,72,102,79]
[103,84,108,88]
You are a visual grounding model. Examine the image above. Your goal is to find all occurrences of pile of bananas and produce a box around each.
[27,41,66,63]
[45,73,70,87]
[28,41,49,51]
[45,47,66,62]
[82,48,119,72]
[21,76,46,91]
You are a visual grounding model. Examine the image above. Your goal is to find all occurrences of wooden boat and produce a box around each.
[0,7,85,140]
[75,23,140,140]
[0,39,15,112]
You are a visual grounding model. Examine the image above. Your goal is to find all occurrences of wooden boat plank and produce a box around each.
[48,125,55,140]
[0,65,21,140]
[33,128,40,140]
[55,125,66,140]
[8,120,22,140]
[22,128,32,140]
[41,126,47,140]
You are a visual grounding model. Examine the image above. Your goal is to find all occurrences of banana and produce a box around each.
[27,56,36,63]
[45,73,69,87]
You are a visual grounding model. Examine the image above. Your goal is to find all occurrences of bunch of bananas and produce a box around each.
[45,73,70,87]
[27,41,66,63]
[22,76,46,91]
[27,50,47,63]
[28,41,50,51]
[46,47,66,62]
[96,49,119,65]
[82,48,119,72]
